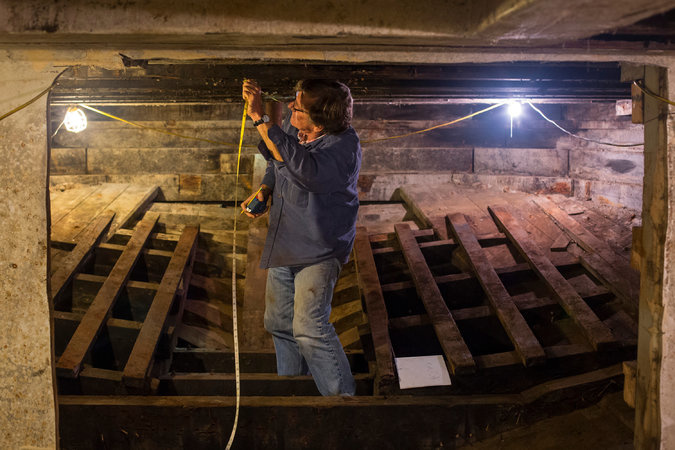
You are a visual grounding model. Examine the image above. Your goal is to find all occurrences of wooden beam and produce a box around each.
[170,349,368,374]
[56,212,159,378]
[158,373,373,396]
[394,223,475,374]
[353,227,397,393]
[532,196,640,314]
[123,225,199,389]
[489,206,616,351]
[380,253,580,293]
[448,213,545,367]
[50,211,115,300]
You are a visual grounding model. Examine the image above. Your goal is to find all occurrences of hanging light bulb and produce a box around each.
[507,101,522,119]
[64,106,87,133]
[507,100,522,138]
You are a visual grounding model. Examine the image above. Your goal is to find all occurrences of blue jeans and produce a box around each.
[264,258,356,396]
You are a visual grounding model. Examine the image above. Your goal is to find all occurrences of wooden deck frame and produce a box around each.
[123,225,199,389]
[353,226,397,393]
[532,197,640,316]
[447,213,546,367]
[394,223,476,374]
[56,212,159,378]
[50,211,115,302]
[489,206,616,351]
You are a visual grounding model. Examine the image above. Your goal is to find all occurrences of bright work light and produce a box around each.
[64,106,87,133]
[507,101,522,118]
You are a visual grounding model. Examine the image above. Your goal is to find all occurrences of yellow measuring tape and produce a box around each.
[224,83,267,449]
[225,100,248,450]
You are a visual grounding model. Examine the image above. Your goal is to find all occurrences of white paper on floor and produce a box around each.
[394,355,452,389]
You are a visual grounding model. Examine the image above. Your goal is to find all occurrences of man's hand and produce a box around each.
[240,185,271,218]
[242,79,264,122]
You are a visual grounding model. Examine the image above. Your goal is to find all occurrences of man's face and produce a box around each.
[288,91,314,132]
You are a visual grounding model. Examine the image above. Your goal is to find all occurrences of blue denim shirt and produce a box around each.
[257,117,361,269]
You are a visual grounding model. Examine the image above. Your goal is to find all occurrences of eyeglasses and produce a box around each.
[289,100,308,114]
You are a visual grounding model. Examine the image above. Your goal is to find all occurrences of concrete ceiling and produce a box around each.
[1,0,674,51]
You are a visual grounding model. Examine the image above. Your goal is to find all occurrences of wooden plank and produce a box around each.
[395,223,475,374]
[532,196,640,311]
[474,343,593,370]
[389,295,562,331]
[50,184,98,225]
[353,227,397,393]
[489,206,616,351]
[50,211,115,301]
[170,349,367,374]
[367,228,434,244]
[380,253,580,293]
[103,184,160,240]
[175,323,232,349]
[123,226,199,388]
[448,213,545,367]
[157,372,373,397]
[51,183,129,242]
[73,273,159,292]
[56,212,159,378]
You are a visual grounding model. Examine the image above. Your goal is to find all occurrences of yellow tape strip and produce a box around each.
[0,85,54,122]
[224,99,248,450]
[633,81,675,107]
[78,103,256,148]
[361,102,508,144]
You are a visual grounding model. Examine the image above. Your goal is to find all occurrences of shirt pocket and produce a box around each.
[286,182,308,208]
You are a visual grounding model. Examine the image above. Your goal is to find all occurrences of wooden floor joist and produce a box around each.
[532,197,640,314]
[123,225,199,389]
[353,226,397,393]
[489,206,616,351]
[50,211,115,301]
[448,213,546,367]
[379,253,581,293]
[394,222,476,374]
[56,212,159,378]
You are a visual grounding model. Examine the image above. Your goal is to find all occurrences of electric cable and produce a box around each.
[525,101,644,148]
[0,67,70,123]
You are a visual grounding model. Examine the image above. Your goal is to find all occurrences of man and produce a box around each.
[241,79,361,396]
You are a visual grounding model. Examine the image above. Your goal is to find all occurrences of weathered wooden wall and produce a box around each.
[356,101,643,209]
[49,103,257,202]
[49,97,643,209]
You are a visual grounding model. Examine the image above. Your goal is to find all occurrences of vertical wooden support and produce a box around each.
[395,223,475,374]
[489,206,615,351]
[56,212,159,378]
[631,82,644,124]
[123,225,199,389]
[447,213,545,367]
[353,227,396,394]
[634,64,671,450]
